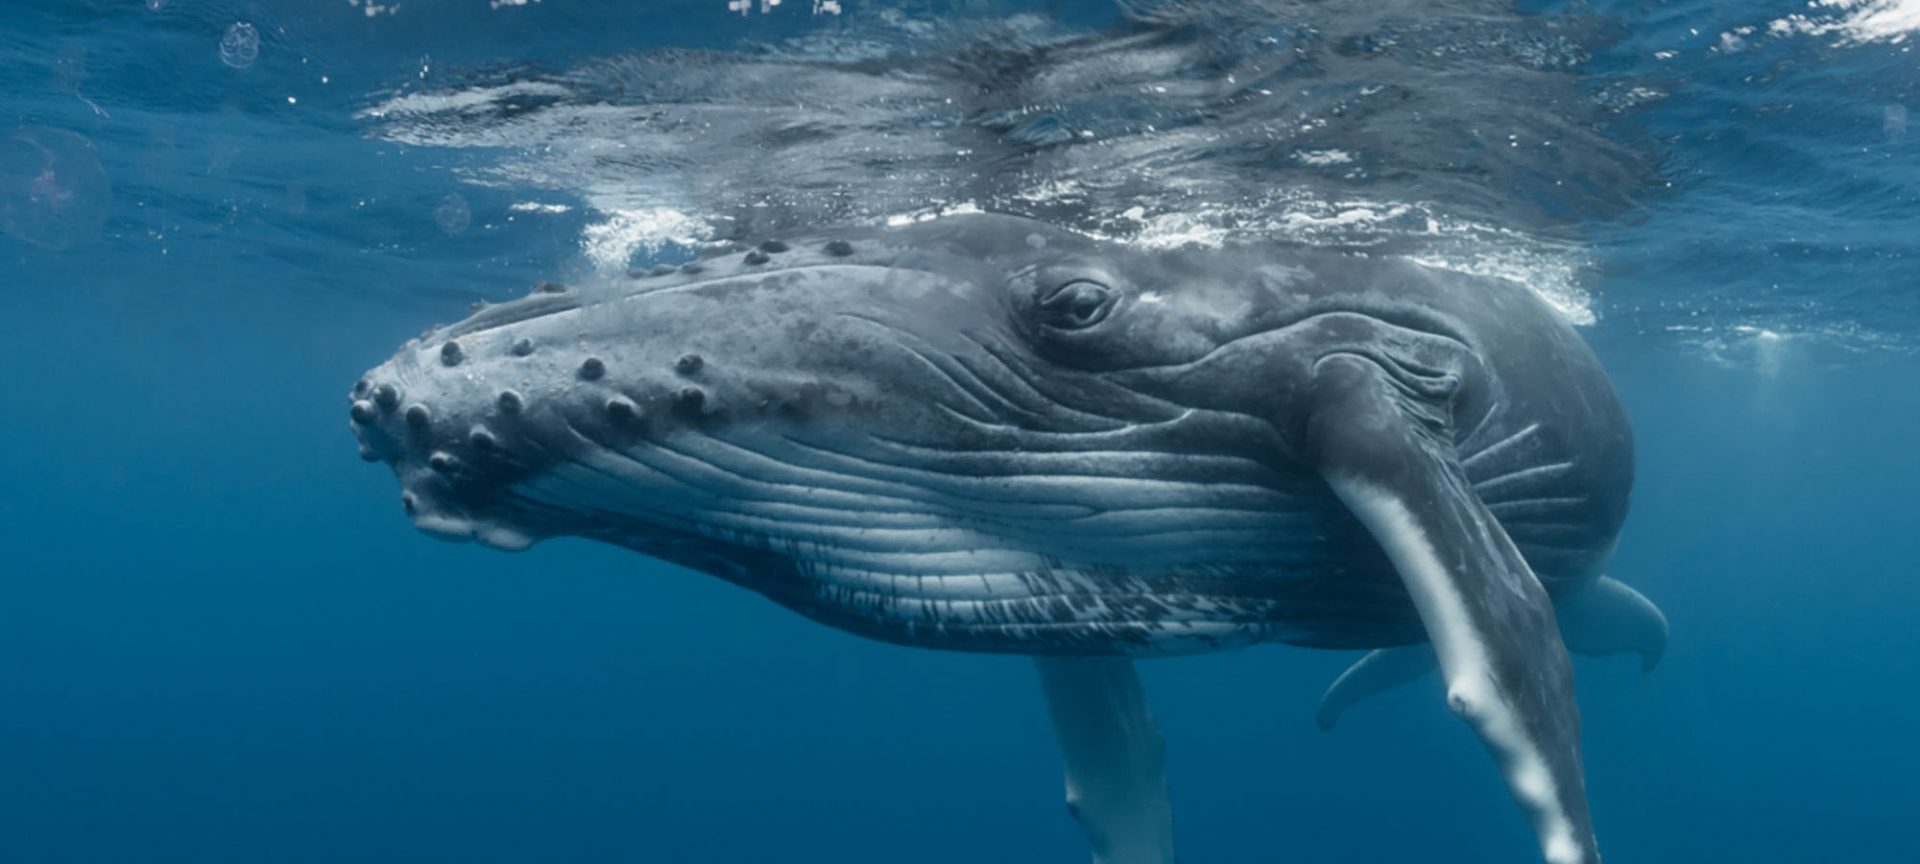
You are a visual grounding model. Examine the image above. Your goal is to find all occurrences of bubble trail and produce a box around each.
[435,193,472,235]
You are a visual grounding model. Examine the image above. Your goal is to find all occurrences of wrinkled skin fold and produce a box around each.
[349,213,1653,864]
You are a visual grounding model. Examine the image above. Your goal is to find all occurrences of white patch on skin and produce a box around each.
[476,524,534,551]
[1330,478,1584,864]
[409,510,534,552]
[410,511,474,542]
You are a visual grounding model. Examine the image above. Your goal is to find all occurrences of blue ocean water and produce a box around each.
[1,2,1915,862]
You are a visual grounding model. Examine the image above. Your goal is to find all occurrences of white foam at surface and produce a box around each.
[1275,202,1412,232]
[1411,248,1597,327]
[1295,149,1355,166]
[1089,193,1599,327]
[1133,212,1230,249]
[880,201,984,227]
[357,81,571,123]
[346,0,402,17]
[1767,0,1920,44]
[581,206,711,272]
[351,29,1604,334]
[1175,192,1594,327]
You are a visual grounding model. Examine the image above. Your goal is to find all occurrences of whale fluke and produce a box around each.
[1557,576,1669,672]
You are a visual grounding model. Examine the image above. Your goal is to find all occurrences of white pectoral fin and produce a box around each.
[1033,656,1176,864]
[1317,645,1437,731]
[1560,575,1668,671]
[1319,575,1667,728]
[1308,355,1599,864]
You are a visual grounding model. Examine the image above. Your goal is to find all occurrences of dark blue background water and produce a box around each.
[3,2,1916,862]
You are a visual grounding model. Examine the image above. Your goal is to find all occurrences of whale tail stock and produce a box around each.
[1316,576,1670,730]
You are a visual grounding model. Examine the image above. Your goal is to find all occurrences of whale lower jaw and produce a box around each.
[394,421,1606,657]
[438,429,1456,655]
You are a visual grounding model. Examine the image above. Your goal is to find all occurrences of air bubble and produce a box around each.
[0,127,112,250]
[220,22,260,70]
[434,193,471,235]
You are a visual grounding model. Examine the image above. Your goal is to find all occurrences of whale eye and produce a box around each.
[1036,280,1116,330]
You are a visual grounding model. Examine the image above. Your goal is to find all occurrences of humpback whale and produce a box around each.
[348,213,1665,864]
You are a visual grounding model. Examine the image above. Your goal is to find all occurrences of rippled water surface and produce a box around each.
[5,0,1915,346]
[2,2,1916,863]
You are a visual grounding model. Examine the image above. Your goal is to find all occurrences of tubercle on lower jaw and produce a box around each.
[351,332,735,538]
